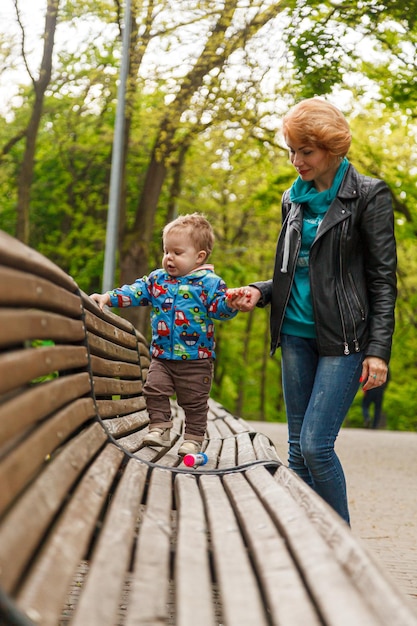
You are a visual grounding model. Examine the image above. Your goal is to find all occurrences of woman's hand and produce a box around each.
[226,286,261,312]
[360,357,388,390]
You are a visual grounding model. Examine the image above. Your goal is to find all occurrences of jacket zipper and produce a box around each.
[338,221,360,353]
[348,272,366,320]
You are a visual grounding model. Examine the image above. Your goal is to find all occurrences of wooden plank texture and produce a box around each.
[125,469,173,626]
[0,309,85,347]
[223,470,322,626]
[200,474,268,626]
[71,459,148,626]
[0,424,107,592]
[0,398,96,516]
[0,266,80,313]
[0,372,92,445]
[246,465,382,626]
[174,474,216,626]
[16,444,125,626]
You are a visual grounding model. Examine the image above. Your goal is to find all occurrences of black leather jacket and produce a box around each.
[252,164,397,362]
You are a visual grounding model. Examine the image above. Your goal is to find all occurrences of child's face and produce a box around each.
[162,229,206,277]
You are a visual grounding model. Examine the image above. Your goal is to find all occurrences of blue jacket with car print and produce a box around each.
[108,265,237,360]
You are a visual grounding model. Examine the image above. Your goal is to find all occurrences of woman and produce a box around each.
[228,98,397,524]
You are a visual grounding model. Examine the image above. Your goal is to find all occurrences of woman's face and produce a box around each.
[286,140,341,191]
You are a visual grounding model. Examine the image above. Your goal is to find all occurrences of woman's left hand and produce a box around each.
[361,357,388,390]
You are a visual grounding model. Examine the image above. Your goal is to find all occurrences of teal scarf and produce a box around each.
[289,157,349,213]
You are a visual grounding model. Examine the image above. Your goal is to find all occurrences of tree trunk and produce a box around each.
[15,0,59,243]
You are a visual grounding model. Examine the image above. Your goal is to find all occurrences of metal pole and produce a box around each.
[102,0,132,292]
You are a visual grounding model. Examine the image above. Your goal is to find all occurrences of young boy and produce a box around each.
[90,213,237,456]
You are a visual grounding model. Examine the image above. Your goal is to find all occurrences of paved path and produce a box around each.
[252,421,417,615]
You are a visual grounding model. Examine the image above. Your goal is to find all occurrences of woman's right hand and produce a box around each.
[226,286,261,312]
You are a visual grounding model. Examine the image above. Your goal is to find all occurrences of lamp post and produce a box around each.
[102,0,132,292]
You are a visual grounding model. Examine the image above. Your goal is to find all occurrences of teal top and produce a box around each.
[282,158,349,338]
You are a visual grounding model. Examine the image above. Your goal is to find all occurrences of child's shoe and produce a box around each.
[143,427,171,447]
[178,439,201,456]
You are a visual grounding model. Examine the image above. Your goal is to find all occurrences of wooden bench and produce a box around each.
[1,229,416,626]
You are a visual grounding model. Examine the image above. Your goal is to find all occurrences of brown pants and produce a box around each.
[143,358,214,442]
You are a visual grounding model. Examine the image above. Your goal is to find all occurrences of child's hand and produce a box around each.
[90,292,111,311]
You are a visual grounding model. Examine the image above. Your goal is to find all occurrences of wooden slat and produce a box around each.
[93,377,143,397]
[81,291,137,333]
[0,398,96,516]
[125,468,173,626]
[246,466,382,626]
[174,473,216,626]
[71,459,148,626]
[16,444,125,626]
[0,372,92,446]
[203,437,222,470]
[0,424,107,592]
[216,435,236,469]
[223,470,322,626]
[87,331,140,363]
[0,230,78,292]
[0,266,80,314]
[235,432,257,465]
[0,309,86,347]
[252,431,282,463]
[90,354,141,378]
[276,464,417,626]
[200,474,268,626]
[104,411,149,438]
[96,396,146,418]
[83,309,138,349]
[0,345,88,394]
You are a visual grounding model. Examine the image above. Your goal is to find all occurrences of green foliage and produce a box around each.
[1,0,417,429]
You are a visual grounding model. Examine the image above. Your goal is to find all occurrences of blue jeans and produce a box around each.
[280,334,363,524]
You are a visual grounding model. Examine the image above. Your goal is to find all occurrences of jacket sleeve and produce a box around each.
[108,275,153,308]
[207,278,238,320]
[249,280,273,307]
[361,180,397,362]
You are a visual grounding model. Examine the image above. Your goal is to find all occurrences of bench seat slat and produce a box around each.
[0,398,96,516]
[235,432,257,465]
[93,376,143,397]
[125,469,173,626]
[200,474,268,626]
[224,470,322,626]
[96,396,146,418]
[216,434,236,469]
[0,266,81,314]
[16,444,125,626]
[0,423,107,592]
[84,309,138,348]
[87,332,139,363]
[0,372,92,446]
[90,354,141,378]
[71,459,148,626]
[247,466,382,626]
[104,411,149,438]
[175,474,216,626]
[252,431,282,463]
[0,231,78,292]
[0,309,85,347]
[0,345,88,395]
[276,464,417,626]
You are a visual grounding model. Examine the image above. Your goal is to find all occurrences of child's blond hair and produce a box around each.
[163,213,215,258]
